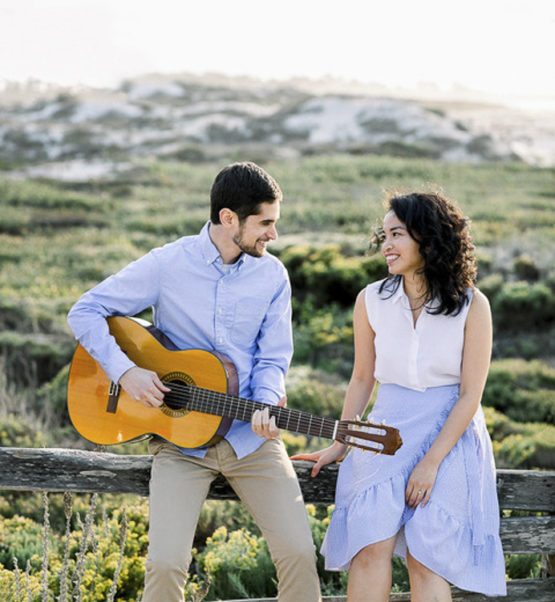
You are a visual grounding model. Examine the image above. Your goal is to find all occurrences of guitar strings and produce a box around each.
[165,380,336,436]
[161,381,391,449]
[164,381,336,438]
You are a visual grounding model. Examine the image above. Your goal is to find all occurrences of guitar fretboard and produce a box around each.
[168,385,337,439]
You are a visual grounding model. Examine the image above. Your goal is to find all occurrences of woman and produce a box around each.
[293,193,506,601]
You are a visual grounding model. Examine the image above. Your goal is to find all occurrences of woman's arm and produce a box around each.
[406,289,493,507]
[291,288,378,476]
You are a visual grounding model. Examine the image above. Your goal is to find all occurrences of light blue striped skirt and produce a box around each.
[321,383,506,597]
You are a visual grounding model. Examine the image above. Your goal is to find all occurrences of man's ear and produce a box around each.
[219,208,237,227]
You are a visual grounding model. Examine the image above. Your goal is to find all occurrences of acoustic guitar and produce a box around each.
[67,316,402,454]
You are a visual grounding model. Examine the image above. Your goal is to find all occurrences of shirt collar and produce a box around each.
[198,221,248,269]
[390,279,406,304]
[390,278,438,311]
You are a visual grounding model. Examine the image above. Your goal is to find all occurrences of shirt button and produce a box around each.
[217,308,222,314]
[218,337,223,343]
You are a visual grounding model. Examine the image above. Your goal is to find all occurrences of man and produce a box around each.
[67,162,321,601]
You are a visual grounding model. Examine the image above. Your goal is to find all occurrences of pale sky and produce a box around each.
[1,0,554,97]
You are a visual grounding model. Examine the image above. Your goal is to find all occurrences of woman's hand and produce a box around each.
[405,457,439,508]
[291,443,348,477]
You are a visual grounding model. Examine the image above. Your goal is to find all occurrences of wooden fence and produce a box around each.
[0,447,553,601]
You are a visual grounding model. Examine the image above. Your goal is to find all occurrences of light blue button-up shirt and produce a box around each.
[67,222,293,459]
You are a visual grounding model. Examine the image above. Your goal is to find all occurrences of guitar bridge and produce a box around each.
[107,382,121,413]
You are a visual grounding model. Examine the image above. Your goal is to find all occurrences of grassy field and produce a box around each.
[1,154,553,376]
[2,156,554,310]
[0,153,553,600]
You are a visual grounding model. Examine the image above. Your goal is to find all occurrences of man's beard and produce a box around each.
[233,227,267,258]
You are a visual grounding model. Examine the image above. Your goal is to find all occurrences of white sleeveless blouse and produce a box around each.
[365,279,473,392]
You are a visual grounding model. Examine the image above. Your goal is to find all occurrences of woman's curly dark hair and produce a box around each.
[377,192,477,316]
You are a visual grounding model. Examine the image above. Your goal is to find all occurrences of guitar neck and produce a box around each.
[186,387,338,440]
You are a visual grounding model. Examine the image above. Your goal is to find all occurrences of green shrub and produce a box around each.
[282,244,387,310]
[125,215,207,237]
[493,434,535,468]
[475,250,493,277]
[0,296,27,330]
[37,364,70,423]
[0,415,46,448]
[293,305,353,374]
[504,388,555,424]
[483,359,555,423]
[477,273,504,301]
[0,515,46,570]
[513,255,540,281]
[286,367,346,419]
[483,406,518,441]
[196,526,276,599]
[0,563,42,601]
[0,207,30,236]
[483,405,555,469]
[493,281,555,329]
[505,554,541,579]
[195,501,259,549]
[0,492,98,534]
[492,426,555,469]
[391,557,411,592]
[281,431,316,457]
[0,179,108,212]
[0,494,148,602]
[378,140,439,159]
[0,331,74,386]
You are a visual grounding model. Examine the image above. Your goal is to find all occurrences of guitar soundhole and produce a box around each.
[161,372,195,417]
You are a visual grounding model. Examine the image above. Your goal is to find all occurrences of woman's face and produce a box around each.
[381,211,424,277]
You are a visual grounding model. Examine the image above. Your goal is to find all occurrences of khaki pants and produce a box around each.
[143,438,322,602]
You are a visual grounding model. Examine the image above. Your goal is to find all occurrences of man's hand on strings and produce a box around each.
[119,366,170,408]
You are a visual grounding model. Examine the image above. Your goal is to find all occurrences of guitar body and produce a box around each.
[67,316,235,448]
[68,316,403,455]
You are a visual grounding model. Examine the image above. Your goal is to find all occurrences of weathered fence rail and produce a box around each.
[0,447,553,601]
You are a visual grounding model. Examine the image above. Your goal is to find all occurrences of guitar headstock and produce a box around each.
[336,419,402,455]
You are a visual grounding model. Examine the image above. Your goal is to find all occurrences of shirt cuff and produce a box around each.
[107,354,136,385]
